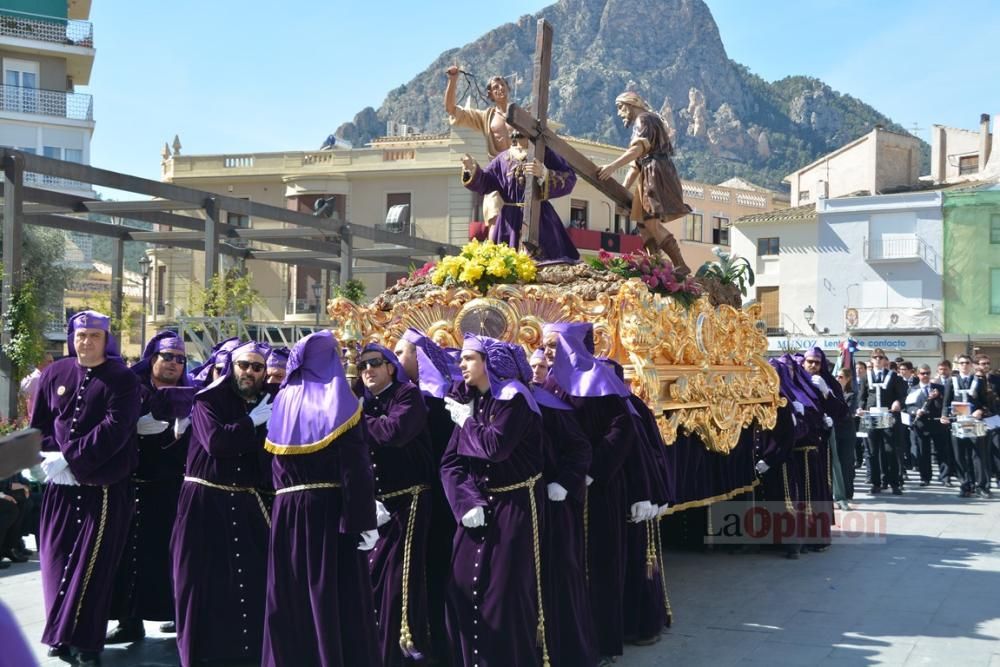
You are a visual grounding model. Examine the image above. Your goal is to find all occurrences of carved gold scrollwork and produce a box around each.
[327,279,781,455]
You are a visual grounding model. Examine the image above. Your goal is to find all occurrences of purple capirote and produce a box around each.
[461,333,540,414]
[401,327,463,399]
[542,322,630,399]
[265,330,361,452]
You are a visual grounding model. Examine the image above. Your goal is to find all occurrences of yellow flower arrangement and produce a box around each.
[431,239,537,292]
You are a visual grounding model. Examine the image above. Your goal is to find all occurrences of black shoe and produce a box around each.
[1,549,28,563]
[158,621,176,633]
[47,645,71,659]
[0,561,10,569]
[785,549,799,560]
[945,478,955,487]
[959,490,972,498]
[870,486,882,495]
[919,481,930,487]
[891,487,903,495]
[75,651,102,666]
[105,620,145,644]
[976,489,993,499]
[810,544,830,553]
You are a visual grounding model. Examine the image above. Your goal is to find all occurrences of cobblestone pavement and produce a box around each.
[4,474,1000,666]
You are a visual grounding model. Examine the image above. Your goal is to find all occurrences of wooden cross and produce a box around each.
[507,19,634,251]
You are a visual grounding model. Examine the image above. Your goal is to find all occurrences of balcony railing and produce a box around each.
[0,84,93,121]
[0,9,93,47]
[863,235,926,262]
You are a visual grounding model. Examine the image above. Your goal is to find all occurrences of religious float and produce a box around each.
[327,240,784,516]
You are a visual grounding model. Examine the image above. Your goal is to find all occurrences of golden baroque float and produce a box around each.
[327,278,781,454]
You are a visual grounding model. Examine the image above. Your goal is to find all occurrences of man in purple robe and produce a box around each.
[358,343,435,665]
[30,311,141,665]
[261,330,380,666]
[108,332,196,644]
[541,322,656,662]
[530,347,598,666]
[802,347,853,510]
[441,334,548,666]
[461,127,580,261]
[394,327,462,662]
[171,341,273,667]
[265,347,290,385]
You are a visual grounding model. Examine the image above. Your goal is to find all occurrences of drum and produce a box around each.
[951,418,988,439]
[861,410,894,430]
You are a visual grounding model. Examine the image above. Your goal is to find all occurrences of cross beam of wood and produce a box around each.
[505,20,635,223]
[520,19,553,252]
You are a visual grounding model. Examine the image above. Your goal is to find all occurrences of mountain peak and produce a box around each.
[336,0,919,190]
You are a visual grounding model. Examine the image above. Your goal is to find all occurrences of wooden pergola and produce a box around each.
[0,149,460,417]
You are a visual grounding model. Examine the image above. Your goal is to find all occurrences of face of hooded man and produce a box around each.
[231,352,266,400]
[74,328,107,367]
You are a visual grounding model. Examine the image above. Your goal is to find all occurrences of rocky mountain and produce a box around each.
[335,0,924,191]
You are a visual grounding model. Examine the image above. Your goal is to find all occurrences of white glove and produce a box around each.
[546,482,568,502]
[444,397,473,428]
[40,451,69,480]
[375,500,391,527]
[823,415,834,429]
[755,460,770,475]
[811,374,831,398]
[585,475,594,487]
[248,395,273,427]
[630,500,655,522]
[136,412,170,435]
[358,529,379,551]
[174,416,191,439]
[792,401,804,415]
[50,467,79,486]
[461,506,486,528]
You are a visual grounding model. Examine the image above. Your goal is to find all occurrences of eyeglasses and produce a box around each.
[235,360,266,373]
[157,352,187,364]
[358,358,387,372]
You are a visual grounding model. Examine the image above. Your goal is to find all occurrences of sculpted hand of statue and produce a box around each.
[461,153,478,174]
[445,64,460,79]
[524,158,547,184]
[596,164,616,181]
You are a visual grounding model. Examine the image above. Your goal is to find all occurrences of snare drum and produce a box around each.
[861,410,894,430]
[951,418,988,439]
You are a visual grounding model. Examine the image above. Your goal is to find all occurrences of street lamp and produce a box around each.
[311,281,322,328]
[138,255,152,344]
[803,305,815,328]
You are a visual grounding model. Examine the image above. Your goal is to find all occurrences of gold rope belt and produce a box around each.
[485,473,550,667]
[383,484,430,658]
[274,482,341,495]
[183,476,271,528]
[72,484,108,634]
[652,515,673,625]
[377,483,430,502]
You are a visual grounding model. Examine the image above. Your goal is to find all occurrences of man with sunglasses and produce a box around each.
[941,354,992,498]
[357,344,435,666]
[30,311,142,666]
[172,341,273,667]
[905,365,944,487]
[858,349,907,495]
[108,332,196,645]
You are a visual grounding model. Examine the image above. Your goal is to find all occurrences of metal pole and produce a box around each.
[140,273,148,344]
[340,224,353,287]
[1,152,24,419]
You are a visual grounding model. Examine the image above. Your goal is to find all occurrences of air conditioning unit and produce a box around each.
[385,204,410,233]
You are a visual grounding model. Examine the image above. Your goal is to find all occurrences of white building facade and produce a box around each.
[0,2,95,196]
[733,191,945,365]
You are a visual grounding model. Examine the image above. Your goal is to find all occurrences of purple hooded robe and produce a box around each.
[30,311,141,653]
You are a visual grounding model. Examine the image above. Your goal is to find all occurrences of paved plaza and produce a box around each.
[4,474,1000,666]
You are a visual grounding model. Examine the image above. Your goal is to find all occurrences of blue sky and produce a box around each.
[87,0,999,182]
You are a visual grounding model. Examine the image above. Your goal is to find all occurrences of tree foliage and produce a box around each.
[191,268,261,319]
[330,278,366,305]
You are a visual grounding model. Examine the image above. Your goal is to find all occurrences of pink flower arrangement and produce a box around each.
[589,250,702,306]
